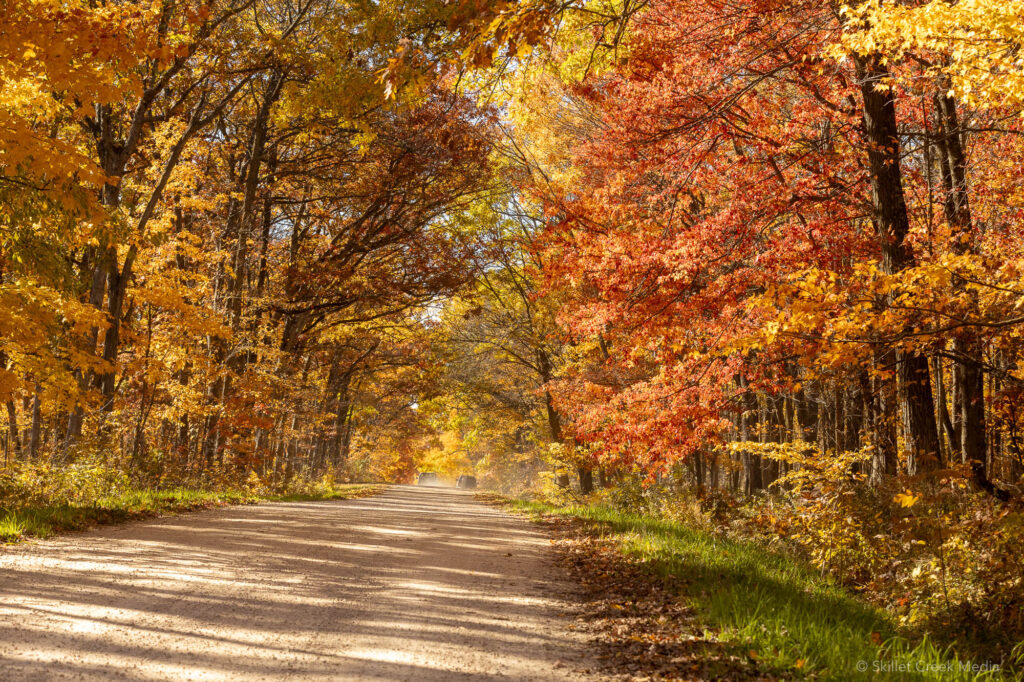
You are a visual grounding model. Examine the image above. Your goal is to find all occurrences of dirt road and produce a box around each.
[0,486,595,681]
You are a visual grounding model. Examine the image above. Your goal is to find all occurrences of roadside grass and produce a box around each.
[0,484,383,544]
[506,499,1005,681]
[268,486,383,502]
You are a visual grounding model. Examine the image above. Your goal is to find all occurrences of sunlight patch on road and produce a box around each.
[343,647,424,666]
[355,526,420,536]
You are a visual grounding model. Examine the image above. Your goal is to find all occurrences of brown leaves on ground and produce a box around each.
[539,514,780,682]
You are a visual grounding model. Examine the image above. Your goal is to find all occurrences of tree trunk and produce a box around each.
[856,55,941,475]
[934,357,956,461]
[741,377,763,494]
[577,467,594,494]
[98,245,136,411]
[795,382,817,443]
[28,389,41,458]
[5,400,19,459]
[693,450,705,493]
[933,92,997,494]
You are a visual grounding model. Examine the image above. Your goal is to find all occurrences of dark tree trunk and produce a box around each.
[856,55,941,475]
[578,467,594,494]
[693,451,705,493]
[28,389,41,458]
[933,93,998,495]
[817,385,834,455]
[741,377,763,494]
[795,382,817,444]
[5,400,19,458]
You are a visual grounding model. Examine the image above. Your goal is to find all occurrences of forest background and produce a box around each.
[2,0,1024,671]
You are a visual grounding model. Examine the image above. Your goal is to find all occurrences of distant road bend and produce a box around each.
[0,486,594,681]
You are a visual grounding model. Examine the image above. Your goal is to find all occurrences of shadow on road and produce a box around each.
[0,486,593,681]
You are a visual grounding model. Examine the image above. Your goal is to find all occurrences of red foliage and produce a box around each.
[535,0,882,469]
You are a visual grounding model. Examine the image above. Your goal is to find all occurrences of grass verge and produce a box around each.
[498,497,1008,681]
[0,484,384,544]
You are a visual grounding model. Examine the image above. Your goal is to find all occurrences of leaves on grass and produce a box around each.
[540,514,778,681]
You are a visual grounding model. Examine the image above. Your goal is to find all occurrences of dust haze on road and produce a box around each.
[0,486,597,681]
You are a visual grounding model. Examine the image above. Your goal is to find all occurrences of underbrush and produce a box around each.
[516,477,1019,675]
[0,458,382,543]
[739,473,1024,665]
[533,445,1024,669]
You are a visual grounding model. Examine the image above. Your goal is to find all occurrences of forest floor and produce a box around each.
[0,485,598,681]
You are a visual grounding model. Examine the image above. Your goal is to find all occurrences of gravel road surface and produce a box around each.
[0,486,594,681]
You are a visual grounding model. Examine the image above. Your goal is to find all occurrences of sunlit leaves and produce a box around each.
[839,0,1024,112]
